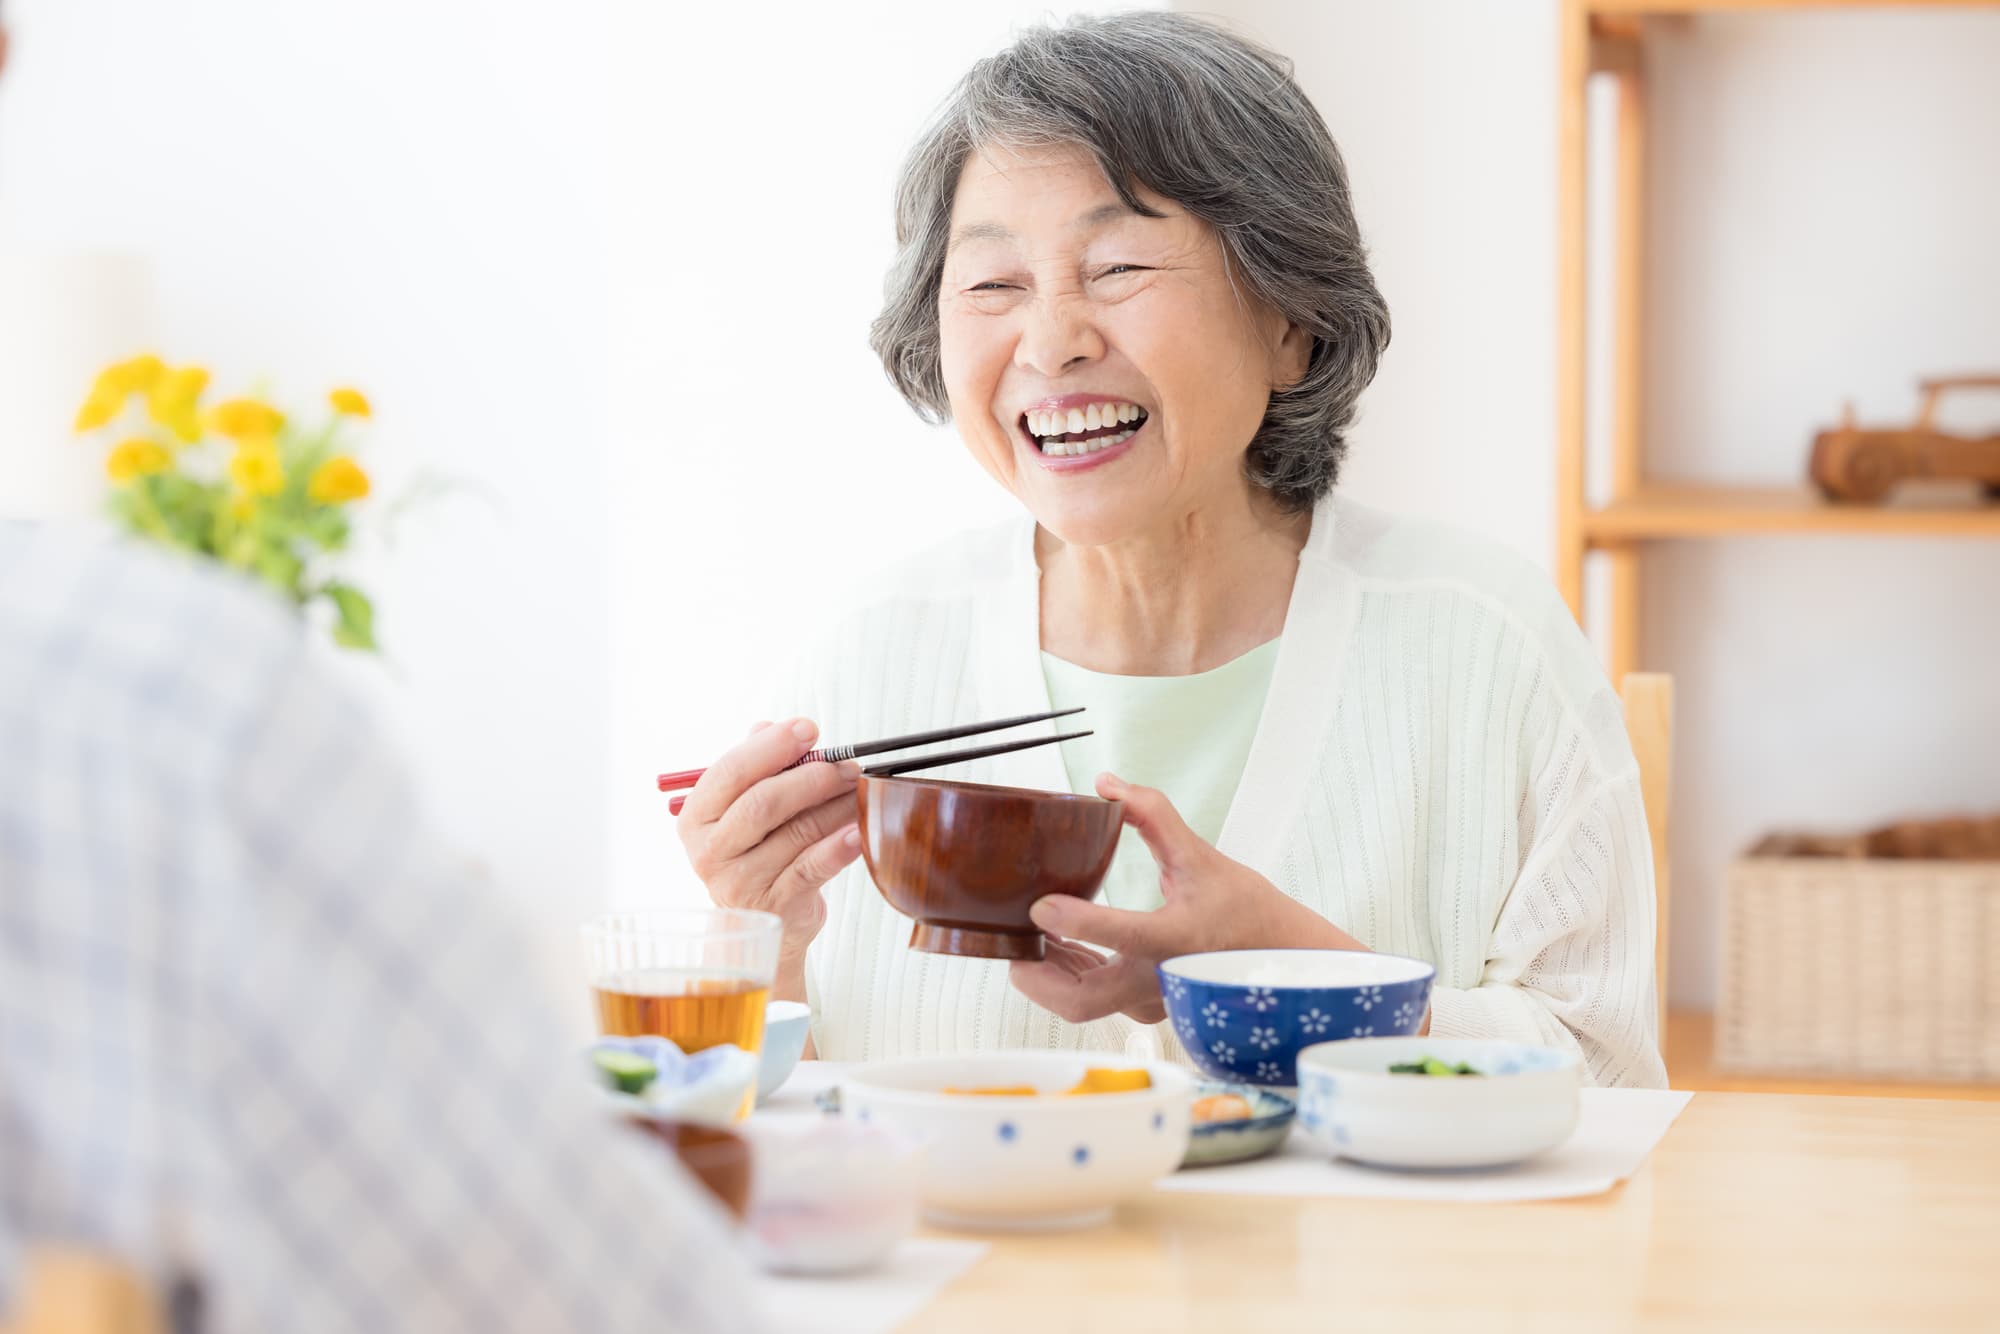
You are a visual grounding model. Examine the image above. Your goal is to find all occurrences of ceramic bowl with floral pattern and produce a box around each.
[1158,949,1434,1086]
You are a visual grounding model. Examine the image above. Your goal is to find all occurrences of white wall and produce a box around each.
[0,0,615,993]
[1191,1,2000,1008]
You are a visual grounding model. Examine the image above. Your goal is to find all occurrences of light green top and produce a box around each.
[1038,639,1282,913]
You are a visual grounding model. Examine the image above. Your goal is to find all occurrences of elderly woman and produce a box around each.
[679,12,1666,1088]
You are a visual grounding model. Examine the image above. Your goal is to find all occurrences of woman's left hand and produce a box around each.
[1008,774,1365,1025]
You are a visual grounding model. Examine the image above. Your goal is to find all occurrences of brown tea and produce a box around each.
[593,969,770,1057]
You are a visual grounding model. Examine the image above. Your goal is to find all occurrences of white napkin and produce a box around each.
[752,1238,989,1334]
[1157,1087,1692,1203]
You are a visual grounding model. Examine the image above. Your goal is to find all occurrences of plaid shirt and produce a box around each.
[0,526,766,1332]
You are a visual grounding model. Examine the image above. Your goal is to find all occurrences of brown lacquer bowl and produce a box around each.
[856,775,1125,961]
[627,1118,753,1221]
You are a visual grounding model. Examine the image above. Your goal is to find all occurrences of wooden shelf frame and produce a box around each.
[1586,484,2000,540]
[1554,0,2000,684]
[1588,0,1997,14]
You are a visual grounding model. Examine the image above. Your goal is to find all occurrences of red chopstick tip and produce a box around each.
[656,774,672,791]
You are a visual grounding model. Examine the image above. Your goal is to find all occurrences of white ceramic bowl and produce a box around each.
[756,1000,812,1102]
[839,1052,1194,1230]
[741,1118,920,1274]
[1296,1037,1581,1169]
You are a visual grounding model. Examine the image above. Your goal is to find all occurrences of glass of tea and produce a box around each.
[580,907,782,1121]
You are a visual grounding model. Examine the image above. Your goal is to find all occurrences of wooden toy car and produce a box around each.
[1809,374,2000,502]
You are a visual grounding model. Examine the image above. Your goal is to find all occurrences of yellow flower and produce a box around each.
[229,439,285,497]
[104,437,172,483]
[328,387,372,419]
[147,365,210,444]
[112,354,166,394]
[74,355,171,434]
[208,397,286,443]
[75,384,126,433]
[308,454,371,504]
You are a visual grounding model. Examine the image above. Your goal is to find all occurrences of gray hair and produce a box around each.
[870,11,1390,512]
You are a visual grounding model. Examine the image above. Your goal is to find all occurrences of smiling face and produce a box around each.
[937,142,1309,548]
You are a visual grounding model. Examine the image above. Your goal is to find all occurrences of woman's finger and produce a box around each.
[768,820,863,910]
[727,789,858,890]
[1027,893,1168,960]
[705,756,861,862]
[1096,773,1201,874]
[1008,952,1155,1026]
[681,717,822,825]
[1038,937,1108,979]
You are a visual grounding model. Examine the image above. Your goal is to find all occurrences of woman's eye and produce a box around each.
[1095,264,1149,279]
[968,281,1017,292]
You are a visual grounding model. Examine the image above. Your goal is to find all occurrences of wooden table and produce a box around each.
[907,1092,2000,1331]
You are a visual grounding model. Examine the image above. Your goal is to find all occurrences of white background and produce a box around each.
[3,0,1995,1009]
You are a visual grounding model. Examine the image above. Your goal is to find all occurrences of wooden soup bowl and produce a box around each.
[856,775,1124,961]
[626,1118,753,1221]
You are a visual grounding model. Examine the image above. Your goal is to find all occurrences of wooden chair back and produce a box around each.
[2,1250,165,1334]
[1620,672,1674,1028]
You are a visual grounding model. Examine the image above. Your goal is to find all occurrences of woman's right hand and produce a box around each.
[676,718,862,971]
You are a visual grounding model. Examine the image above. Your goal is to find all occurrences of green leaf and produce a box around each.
[256,554,306,602]
[324,582,377,652]
[303,507,351,551]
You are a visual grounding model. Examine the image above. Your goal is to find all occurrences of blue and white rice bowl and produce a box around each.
[1158,949,1435,1086]
[1296,1037,1582,1169]
[838,1052,1194,1230]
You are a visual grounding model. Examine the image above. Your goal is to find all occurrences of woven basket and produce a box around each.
[1719,843,2000,1082]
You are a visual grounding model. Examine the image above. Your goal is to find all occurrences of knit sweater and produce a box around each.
[793,495,1667,1089]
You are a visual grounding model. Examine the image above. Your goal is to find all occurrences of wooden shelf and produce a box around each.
[1586,0,1999,15]
[1583,483,2000,541]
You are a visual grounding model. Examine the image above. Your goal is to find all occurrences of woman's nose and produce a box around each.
[1013,294,1104,378]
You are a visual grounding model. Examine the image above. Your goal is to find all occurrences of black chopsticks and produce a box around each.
[660,708,1088,814]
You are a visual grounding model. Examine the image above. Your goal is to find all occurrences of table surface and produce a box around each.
[898,1089,2000,1332]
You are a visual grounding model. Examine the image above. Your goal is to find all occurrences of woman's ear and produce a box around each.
[1272,318,1312,391]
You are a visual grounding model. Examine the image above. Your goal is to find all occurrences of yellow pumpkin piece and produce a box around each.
[1191,1093,1254,1124]
[942,1085,1040,1097]
[1064,1067,1152,1096]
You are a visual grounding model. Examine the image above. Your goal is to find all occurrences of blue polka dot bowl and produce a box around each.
[1159,949,1435,1086]
[1297,1037,1581,1169]
[837,1052,1194,1230]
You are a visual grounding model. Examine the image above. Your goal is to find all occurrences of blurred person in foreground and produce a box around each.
[0,13,766,1331]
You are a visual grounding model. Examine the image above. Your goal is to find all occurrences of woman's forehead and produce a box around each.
[948,143,1181,248]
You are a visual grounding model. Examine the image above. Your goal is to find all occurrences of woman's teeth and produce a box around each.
[1041,427,1136,458]
[1024,401,1147,457]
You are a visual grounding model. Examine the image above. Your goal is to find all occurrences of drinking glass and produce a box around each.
[581,907,782,1120]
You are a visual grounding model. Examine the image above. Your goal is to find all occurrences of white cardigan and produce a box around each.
[793,495,1667,1089]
